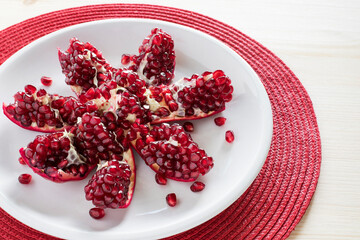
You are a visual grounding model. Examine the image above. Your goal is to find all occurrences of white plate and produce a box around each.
[0,19,272,240]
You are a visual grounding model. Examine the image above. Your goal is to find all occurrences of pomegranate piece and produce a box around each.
[74,113,131,165]
[18,157,26,165]
[123,28,176,85]
[40,76,53,86]
[19,130,95,182]
[89,208,105,219]
[225,130,235,143]
[166,193,177,207]
[18,173,32,184]
[190,181,205,192]
[149,70,233,124]
[3,85,97,132]
[155,173,167,185]
[214,117,226,126]
[132,123,214,182]
[58,38,114,95]
[84,155,135,209]
[183,122,194,132]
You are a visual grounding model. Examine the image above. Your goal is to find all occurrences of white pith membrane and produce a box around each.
[136,55,150,83]
[144,88,161,112]
[135,33,156,85]
[61,130,87,166]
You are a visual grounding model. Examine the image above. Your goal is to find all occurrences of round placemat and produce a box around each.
[0,4,321,240]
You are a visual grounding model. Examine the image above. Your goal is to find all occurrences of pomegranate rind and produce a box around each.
[121,148,136,208]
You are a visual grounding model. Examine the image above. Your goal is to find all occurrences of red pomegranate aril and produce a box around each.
[225,130,235,143]
[89,208,105,219]
[190,181,205,192]
[183,122,194,132]
[40,76,53,86]
[24,85,37,95]
[18,157,26,165]
[18,173,32,184]
[166,193,177,207]
[121,54,131,65]
[214,117,226,126]
[155,173,167,185]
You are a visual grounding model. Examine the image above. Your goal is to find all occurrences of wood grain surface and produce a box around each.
[0,0,359,239]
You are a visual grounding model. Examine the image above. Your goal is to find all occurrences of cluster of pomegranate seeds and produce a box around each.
[190,181,205,192]
[84,160,132,209]
[3,84,98,132]
[214,117,226,126]
[182,122,194,132]
[18,173,32,184]
[124,28,176,85]
[20,131,94,182]
[166,193,177,207]
[114,90,151,129]
[89,207,105,220]
[40,76,53,86]
[58,38,114,95]
[75,113,124,164]
[225,130,235,143]
[135,123,213,182]
[174,71,233,116]
[3,85,60,130]
[113,69,147,102]
[3,28,236,218]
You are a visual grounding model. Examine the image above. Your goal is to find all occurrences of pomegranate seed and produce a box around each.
[121,54,131,65]
[214,117,226,126]
[18,173,32,184]
[24,84,37,95]
[89,208,105,219]
[40,76,53,86]
[18,157,26,165]
[225,130,235,143]
[183,122,194,132]
[155,173,167,185]
[190,181,205,192]
[166,193,177,207]
[36,89,47,97]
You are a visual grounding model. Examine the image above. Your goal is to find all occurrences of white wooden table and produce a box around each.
[1,1,359,239]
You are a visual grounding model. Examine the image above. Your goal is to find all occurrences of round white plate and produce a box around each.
[0,19,272,240]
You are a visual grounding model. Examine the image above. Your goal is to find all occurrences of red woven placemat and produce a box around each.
[0,4,321,240]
